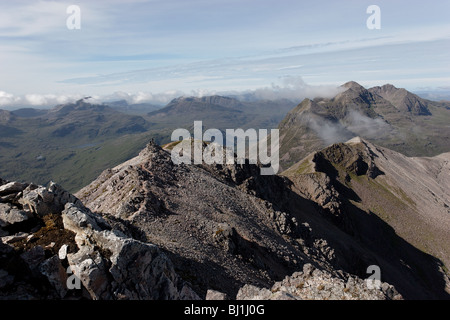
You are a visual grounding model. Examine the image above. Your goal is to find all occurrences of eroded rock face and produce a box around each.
[19,182,85,217]
[62,203,200,300]
[0,178,200,300]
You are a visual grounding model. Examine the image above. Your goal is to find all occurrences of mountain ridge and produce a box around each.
[73,139,449,299]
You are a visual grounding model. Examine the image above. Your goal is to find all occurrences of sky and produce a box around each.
[0,0,449,107]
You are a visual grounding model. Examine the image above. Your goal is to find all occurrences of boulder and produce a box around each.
[0,203,33,227]
[62,202,200,300]
[206,289,228,300]
[20,182,85,217]
[20,245,46,272]
[58,244,68,260]
[38,255,68,298]
[0,181,26,196]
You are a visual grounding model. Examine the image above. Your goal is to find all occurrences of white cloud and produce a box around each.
[0,91,21,106]
[307,109,393,146]
[24,93,82,106]
[220,76,344,101]
[102,90,185,105]
[0,91,84,109]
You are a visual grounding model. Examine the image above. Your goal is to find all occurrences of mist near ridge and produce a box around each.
[306,109,392,146]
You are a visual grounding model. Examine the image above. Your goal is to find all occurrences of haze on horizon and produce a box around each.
[0,0,449,108]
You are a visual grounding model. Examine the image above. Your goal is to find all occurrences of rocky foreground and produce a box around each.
[0,179,198,299]
[1,138,449,299]
[0,175,400,300]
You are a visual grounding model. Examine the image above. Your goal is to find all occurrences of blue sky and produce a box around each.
[0,0,449,107]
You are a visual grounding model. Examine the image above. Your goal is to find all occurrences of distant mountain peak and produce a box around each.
[277,81,447,170]
[341,81,365,91]
[381,83,398,90]
[369,84,431,116]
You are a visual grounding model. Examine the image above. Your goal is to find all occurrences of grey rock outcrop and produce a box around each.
[237,263,402,300]
[19,182,85,217]
[0,178,200,300]
[206,289,229,300]
[0,203,33,227]
[62,202,199,300]
[0,181,26,197]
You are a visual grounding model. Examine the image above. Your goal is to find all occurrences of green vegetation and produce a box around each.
[0,102,165,192]
[295,159,313,174]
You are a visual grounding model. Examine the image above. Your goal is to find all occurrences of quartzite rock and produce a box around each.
[0,181,27,196]
[62,202,200,300]
[0,203,33,227]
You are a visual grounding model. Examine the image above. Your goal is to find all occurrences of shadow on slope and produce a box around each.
[245,170,449,300]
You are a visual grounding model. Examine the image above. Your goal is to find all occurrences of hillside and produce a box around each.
[1,136,448,299]
[283,137,450,270]
[0,99,158,192]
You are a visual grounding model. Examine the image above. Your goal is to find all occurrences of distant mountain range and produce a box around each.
[0,99,157,191]
[147,95,296,131]
[0,97,295,191]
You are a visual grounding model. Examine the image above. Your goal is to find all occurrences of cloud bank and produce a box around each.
[0,77,343,109]
[0,91,86,109]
